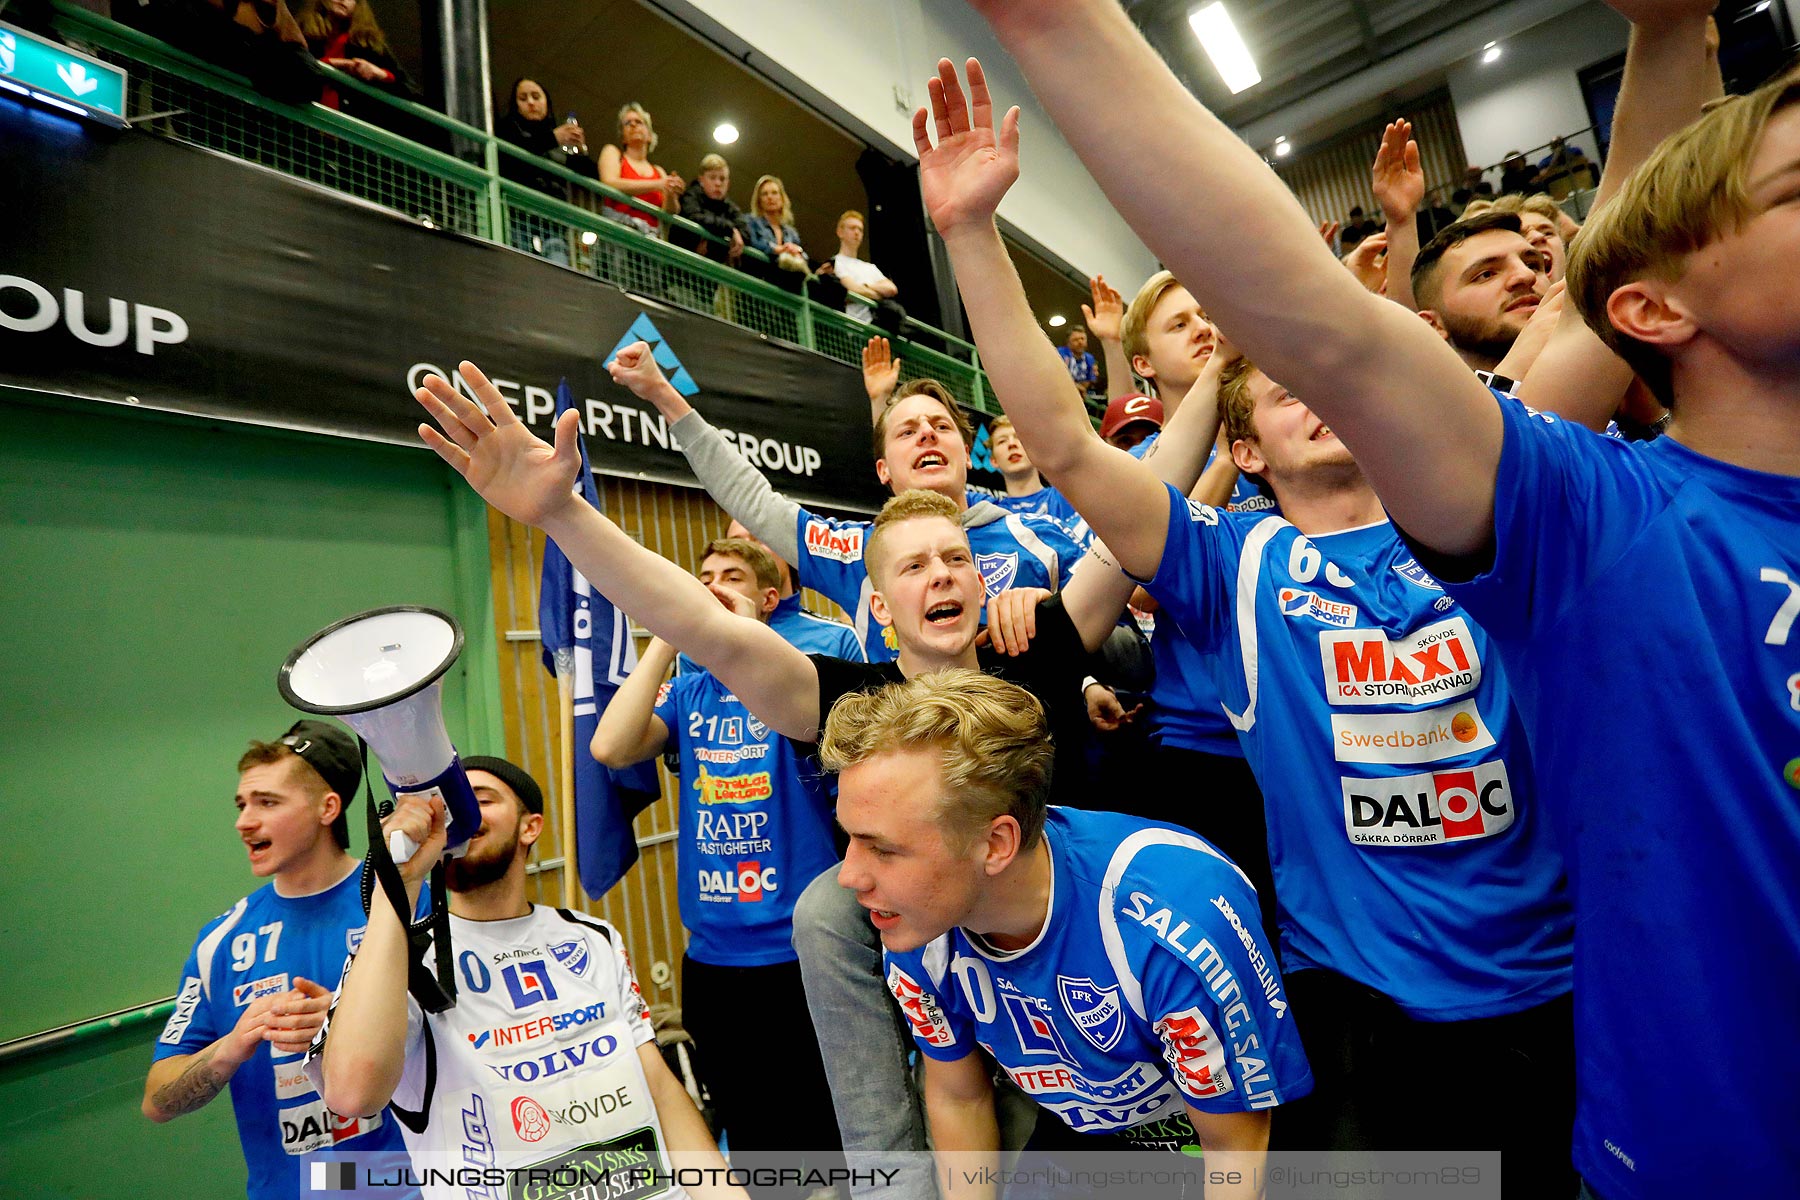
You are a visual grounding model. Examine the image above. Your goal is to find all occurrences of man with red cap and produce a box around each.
[1099,391,1164,452]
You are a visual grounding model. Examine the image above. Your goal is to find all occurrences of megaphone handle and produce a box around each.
[389,829,421,862]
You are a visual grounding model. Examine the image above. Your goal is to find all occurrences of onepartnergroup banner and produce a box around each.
[0,104,890,513]
[301,1149,1503,1199]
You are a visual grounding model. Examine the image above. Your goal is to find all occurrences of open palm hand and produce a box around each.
[416,361,582,528]
[913,58,1021,239]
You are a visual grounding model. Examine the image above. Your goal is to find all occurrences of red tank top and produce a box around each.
[604,154,664,229]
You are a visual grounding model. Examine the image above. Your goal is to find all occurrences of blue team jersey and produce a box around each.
[655,669,838,966]
[677,595,863,676]
[794,503,1083,662]
[1144,482,1572,1020]
[153,866,413,1200]
[885,808,1311,1135]
[1433,398,1800,1198]
[979,487,1091,546]
[769,594,864,660]
[1130,435,1268,756]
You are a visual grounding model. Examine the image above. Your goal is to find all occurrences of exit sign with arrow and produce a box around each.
[0,20,127,126]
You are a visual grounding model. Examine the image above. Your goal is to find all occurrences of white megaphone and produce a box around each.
[278,607,480,863]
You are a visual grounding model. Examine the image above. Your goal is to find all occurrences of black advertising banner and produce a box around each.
[0,106,887,512]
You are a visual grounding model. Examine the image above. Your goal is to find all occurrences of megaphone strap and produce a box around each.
[356,738,458,1013]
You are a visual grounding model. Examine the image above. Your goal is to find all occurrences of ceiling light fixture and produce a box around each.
[1481,41,1502,65]
[712,122,739,145]
[1189,2,1261,95]
[1049,314,1067,327]
[1274,136,1291,158]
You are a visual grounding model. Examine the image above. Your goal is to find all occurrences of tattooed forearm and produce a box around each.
[151,1047,232,1117]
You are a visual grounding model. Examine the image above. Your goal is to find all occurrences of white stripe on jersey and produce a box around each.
[1003,514,1062,592]
[195,898,249,1002]
[1098,827,1251,1022]
[922,934,953,988]
[1224,516,1286,734]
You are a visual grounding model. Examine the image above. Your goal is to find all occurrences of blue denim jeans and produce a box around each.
[792,866,935,1200]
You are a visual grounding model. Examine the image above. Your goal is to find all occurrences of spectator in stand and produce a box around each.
[1338,205,1380,250]
[830,210,904,334]
[1499,151,1536,196]
[118,0,317,104]
[674,152,745,264]
[1450,167,1496,219]
[1056,326,1100,396]
[599,102,682,237]
[494,78,596,193]
[1417,192,1457,239]
[297,0,414,117]
[743,175,809,293]
[1533,136,1599,194]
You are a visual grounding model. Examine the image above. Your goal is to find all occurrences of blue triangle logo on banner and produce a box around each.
[605,313,699,396]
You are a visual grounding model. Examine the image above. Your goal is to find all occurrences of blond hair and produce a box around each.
[1464,192,1564,226]
[872,379,975,460]
[864,490,965,588]
[818,669,1052,852]
[751,174,795,228]
[1120,270,1192,365]
[697,153,728,175]
[838,209,866,226]
[699,537,780,594]
[616,101,658,152]
[1568,70,1800,407]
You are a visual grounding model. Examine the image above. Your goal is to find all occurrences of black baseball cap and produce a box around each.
[463,756,545,814]
[279,720,362,799]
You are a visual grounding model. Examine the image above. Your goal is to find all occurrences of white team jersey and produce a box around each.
[313,906,687,1200]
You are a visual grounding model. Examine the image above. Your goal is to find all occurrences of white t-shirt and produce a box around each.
[833,254,887,323]
[310,906,687,1200]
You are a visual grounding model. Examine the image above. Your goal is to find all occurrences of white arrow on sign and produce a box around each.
[57,61,100,96]
[0,32,15,75]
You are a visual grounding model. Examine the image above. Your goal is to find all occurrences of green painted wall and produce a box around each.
[0,393,503,1197]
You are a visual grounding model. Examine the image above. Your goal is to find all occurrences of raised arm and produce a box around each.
[1598,1,1719,212]
[1081,275,1136,400]
[915,61,1172,578]
[1056,348,1236,649]
[591,637,676,768]
[608,342,804,565]
[862,335,902,424]
[952,15,1502,555]
[1513,0,1718,428]
[319,794,446,1117]
[1371,119,1424,312]
[417,362,824,741]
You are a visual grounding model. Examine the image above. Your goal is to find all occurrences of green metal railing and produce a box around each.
[49,4,1014,413]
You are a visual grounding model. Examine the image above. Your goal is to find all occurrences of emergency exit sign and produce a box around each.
[0,20,127,126]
